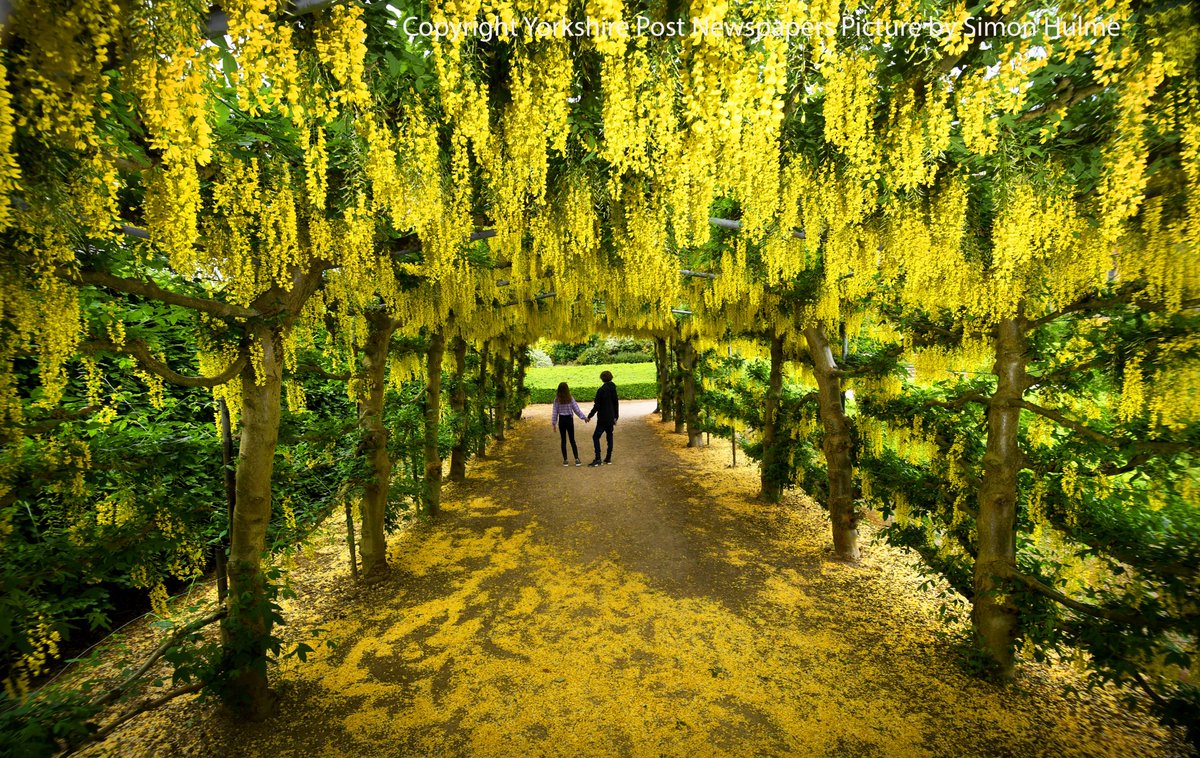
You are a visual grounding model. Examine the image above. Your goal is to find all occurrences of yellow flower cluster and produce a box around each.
[908,343,991,384]
[128,0,215,167]
[956,42,1046,156]
[315,4,373,111]
[9,0,119,152]
[134,366,167,410]
[1117,355,1144,422]
[149,581,170,618]
[1147,361,1200,431]
[145,163,201,275]
[1099,57,1166,244]
[94,491,136,527]
[822,53,878,176]
[885,85,952,192]
[3,612,61,697]
[199,338,243,429]
[10,211,83,409]
[0,59,21,231]
[225,0,303,120]
[282,495,298,530]
[286,379,309,413]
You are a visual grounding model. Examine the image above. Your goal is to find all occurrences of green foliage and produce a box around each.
[695,353,824,499]
[546,337,595,366]
[0,681,102,756]
[610,351,653,364]
[0,377,224,690]
[212,565,290,707]
[544,336,654,366]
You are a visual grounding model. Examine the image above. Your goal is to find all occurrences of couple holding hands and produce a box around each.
[551,371,619,468]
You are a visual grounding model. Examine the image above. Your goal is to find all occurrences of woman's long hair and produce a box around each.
[556,382,572,404]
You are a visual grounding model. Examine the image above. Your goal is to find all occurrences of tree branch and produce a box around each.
[1022,400,1192,459]
[500,291,556,307]
[20,406,101,433]
[1019,400,1120,448]
[1099,452,1152,477]
[1042,509,1198,581]
[74,270,260,321]
[83,339,246,388]
[925,392,990,410]
[93,607,226,710]
[1025,353,1113,390]
[73,681,206,752]
[1006,569,1147,624]
[1027,283,1189,329]
[1017,82,1105,124]
[292,362,354,381]
[1130,669,1171,711]
[708,216,805,240]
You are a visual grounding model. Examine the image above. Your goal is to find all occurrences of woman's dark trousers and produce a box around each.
[559,416,578,460]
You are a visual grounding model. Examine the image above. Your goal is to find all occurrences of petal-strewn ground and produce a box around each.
[90,400,1188,756]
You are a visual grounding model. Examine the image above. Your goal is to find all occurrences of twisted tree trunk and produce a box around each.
[672,339,685,433]
[422,331,445,517]
[216,399,235,605]
[679,341,704,447]
[357,311,396,580]
[448,336,469,482]
[493,344,508,442]
[973,315,1027,676]
[476,341,490,458]
[224,323,283,720]
[511,346,528,421]
[804,325,860,562]
[221,267,325,720]
[760,334,784,502]
[654,336,669,417]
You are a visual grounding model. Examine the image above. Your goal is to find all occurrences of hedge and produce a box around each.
[528,381,658,404]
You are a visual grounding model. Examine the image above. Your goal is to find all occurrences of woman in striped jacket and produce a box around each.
[551,382,589,466]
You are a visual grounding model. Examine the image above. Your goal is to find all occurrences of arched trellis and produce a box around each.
[0,0,1196,749]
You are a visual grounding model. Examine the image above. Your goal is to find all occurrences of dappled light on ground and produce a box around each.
[90,402,1185,756]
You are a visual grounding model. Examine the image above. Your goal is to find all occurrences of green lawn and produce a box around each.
[526,362,657,404]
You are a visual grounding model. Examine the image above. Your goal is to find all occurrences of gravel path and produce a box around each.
[94,401,1186,757]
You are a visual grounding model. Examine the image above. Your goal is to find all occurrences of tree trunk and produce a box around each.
[672,340,685,433]
[511,346,528,421]
[216,399,235,606]
[224,324,283,720]
[804,325,860,562]
[493,344,508,442]
[655,337,670,419]
[357,312,396,581]
[679,341,704,447]
[476,341,490,458]
[973,315,1027,677]
[448,336,469,482]
[760,334,784,502]
[422,331,445,517]
[343,497,359,583]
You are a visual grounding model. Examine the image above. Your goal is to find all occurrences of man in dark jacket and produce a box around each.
[587,370,619,466]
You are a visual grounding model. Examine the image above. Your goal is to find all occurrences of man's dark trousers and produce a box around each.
[592,421,613,462]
